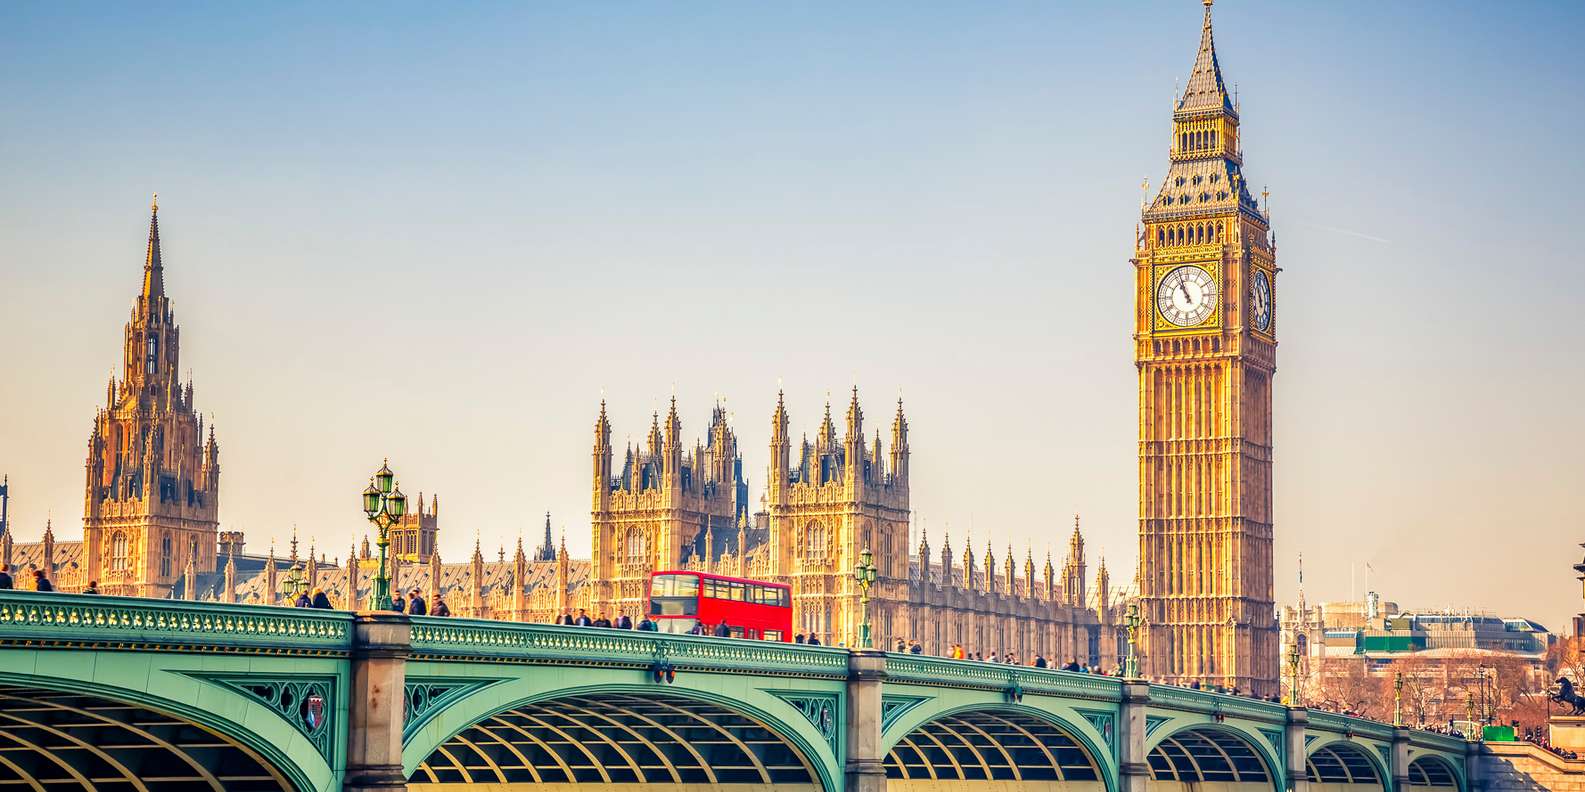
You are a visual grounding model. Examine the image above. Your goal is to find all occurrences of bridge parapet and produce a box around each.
[409,615,850,677]
[1147,682,1288,724]
[881,654,1123,702]
[1308,708,1396,741]
[0,590,353,654]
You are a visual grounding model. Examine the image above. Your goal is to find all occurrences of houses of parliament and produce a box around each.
[0,1,1279,690]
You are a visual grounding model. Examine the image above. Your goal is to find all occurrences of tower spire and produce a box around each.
[142,194,165,300]
[1178,0,1232,113]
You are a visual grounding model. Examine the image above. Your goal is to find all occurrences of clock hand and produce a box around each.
[1179,282,1192,304]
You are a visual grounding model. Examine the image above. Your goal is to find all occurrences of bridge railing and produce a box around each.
[1147,682,1288,724]
[408,616,851,678]
[881,653,1124,703]
[0,590,353,654]
[1307,708,1396,741]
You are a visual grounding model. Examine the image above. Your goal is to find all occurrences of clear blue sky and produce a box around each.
[2,2,1582,630]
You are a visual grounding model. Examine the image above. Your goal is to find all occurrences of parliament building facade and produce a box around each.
[0,2,1280,685]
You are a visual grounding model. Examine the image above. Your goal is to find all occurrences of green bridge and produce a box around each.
[0,592,1477,792]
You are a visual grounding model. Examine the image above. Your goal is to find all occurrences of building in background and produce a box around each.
[1280,591,1553,726]
[5,199,222,597]
[1134,0,1280,695]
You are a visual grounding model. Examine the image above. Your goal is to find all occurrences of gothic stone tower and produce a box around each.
[764,389,910,646]
[83,197,221,598]
[590,399,747,620]
[1134,1,1279,696]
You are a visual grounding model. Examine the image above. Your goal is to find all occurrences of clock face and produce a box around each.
[1156,265,1218,327]
[1251,269,1272,332]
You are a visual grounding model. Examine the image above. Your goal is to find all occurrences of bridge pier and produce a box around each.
[344,613,411,792]
[846,650,888,792]
[1392,727,1412,792]
[1285,708,1309,792]
[1118,679,1151,792]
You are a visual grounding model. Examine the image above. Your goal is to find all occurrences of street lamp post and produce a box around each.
[1123,601,1145,679]
[1393,671,1404,727]
[853,548,878,649]
[1286,637,1303,706]
[360,459,407,611]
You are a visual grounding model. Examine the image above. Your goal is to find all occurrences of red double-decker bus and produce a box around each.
[647,570,792,641]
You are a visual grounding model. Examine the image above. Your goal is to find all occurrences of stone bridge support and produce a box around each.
[345,613,411,792]
[1286,708,1309,792]
[1118,680,1151,792]
[1393,727,1412,792]
[846,651,888,792]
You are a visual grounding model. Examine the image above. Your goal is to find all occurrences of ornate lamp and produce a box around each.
[1393,671,1404,726]
[360,459,406,610]
[1124,601,1145,679]
[853,547,877,649]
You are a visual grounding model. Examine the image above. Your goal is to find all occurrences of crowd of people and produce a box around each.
[0,573,1556,737]
[1520,725,1579,759]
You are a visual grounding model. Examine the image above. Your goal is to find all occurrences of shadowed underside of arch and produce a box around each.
[884,709,1103,790]
[1408,756,1459,789]
[0,686,293,792]
[1307,743,1383,789]
[409,692,820,791]
[1147,728,1272,789]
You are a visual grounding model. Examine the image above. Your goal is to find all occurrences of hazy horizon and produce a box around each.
[2,2,1582,633]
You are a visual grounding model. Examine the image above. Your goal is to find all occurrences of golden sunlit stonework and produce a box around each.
[589,389,1123,660]
[79,198,223,598]
[1134,0,1280,695]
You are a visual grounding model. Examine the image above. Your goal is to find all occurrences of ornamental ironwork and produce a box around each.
[403,677,503,742]
[191,674,337,761]
[766,690,839,755]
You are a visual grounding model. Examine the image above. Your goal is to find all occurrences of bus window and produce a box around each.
[764,630,784,642]
[650,573,700,616]
[651,574,699,599]
[729,581,745,601]
[658,618,698,635]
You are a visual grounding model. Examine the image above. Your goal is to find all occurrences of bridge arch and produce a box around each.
[405,682,837,792]
[0,671,328,792]
[1145,724,1280,792]
[1305,741,1387,792]
[881,703,1114,792]
[1407,754,1463,792]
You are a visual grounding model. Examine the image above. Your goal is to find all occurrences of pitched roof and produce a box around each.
[1177,1,1233,114]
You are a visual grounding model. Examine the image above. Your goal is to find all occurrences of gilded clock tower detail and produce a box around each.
[1134,0,1279,696]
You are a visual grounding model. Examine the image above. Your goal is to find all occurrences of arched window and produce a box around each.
[624,527,647,566]
[110,533,129,572]
[800,522,828,562]
[159,534,172,577]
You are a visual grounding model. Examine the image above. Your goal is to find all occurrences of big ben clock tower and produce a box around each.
[1134,0,1279,696]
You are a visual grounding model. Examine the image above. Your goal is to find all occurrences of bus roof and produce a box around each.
[649,570,790,590]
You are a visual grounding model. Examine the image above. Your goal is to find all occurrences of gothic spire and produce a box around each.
[1178,0,1233,114]
[142,194,165,301]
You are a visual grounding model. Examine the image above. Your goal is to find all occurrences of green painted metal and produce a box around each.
[879,694,931,734]
[399,667,847,792]
[1309,708,1397,741]
[764,689,841,756]
[881,696,1122,792]
[402,676,505,743]
[188,672,338,761]
[0,590,352,652]
[1147,720,1288,792]
[0,593,1479,792]
[883,654,1123,702]
[0,647,343,792]
[410,614,850,676]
